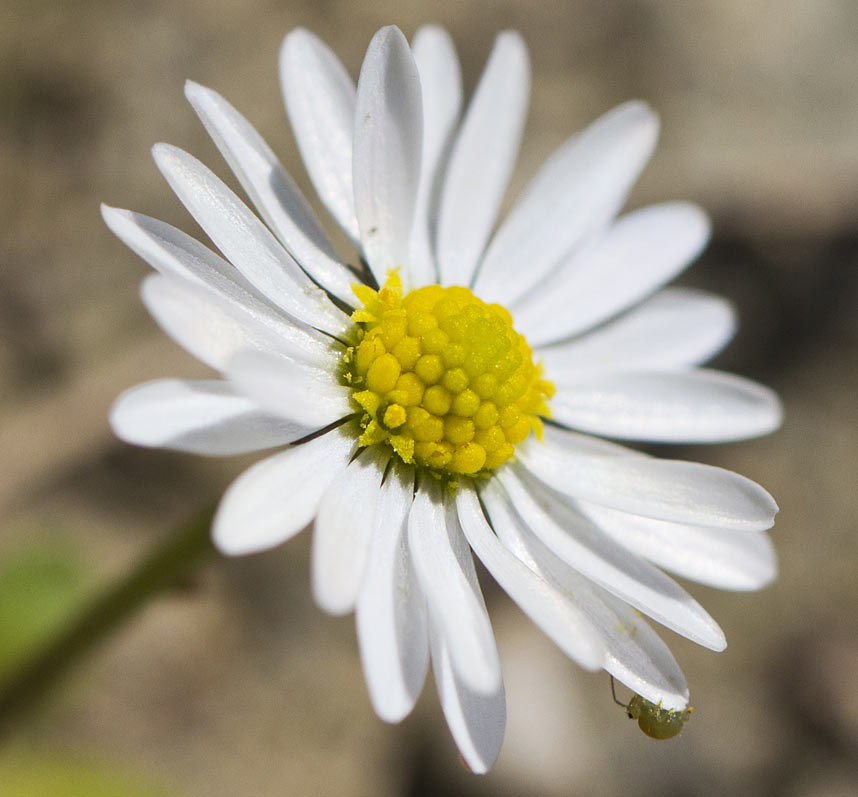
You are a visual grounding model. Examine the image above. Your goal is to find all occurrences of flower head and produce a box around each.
[105,25,781,771]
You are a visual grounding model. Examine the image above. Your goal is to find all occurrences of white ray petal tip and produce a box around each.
[707,626,727,652]
[100,203,124,226]
[679,201,711,238]
[496,29,526,48]
[279,26,321,63]
[151,141,180,170]
[183,79,210,104]
[413,23,449,41]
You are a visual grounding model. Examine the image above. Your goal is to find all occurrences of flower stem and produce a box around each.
[0,504,217,738]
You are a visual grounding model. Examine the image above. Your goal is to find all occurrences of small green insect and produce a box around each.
[610,676,692,739]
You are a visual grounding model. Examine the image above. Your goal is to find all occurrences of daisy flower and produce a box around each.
[104,25,781,771]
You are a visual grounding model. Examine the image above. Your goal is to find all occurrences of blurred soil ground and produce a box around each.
[1,1,857,795]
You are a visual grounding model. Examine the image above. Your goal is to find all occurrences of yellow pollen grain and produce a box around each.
[343,272,553,477]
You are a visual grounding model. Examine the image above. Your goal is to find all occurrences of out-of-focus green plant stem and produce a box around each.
[0,505,217,738]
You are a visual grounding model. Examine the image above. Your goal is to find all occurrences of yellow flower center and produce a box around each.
[341,272,554,478]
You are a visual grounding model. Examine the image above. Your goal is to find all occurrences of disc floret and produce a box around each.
[342,273,553,478]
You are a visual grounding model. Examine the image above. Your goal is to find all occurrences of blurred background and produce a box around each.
[1,0,857,794]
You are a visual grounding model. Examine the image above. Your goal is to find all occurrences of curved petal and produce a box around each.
[579,501,778,591]
[481,480,688,709]
[184,81,356,305]
[152,143,350,337]
[102,205,265,298]
[475,101,658,306]
[103,206,345,363]
[550,369,783,443]
[456,484,606,670]
[353,26,423,285]
[110,378,310,455]
[498,468,726,650]
[279,28,359,244]
[436,31,529,287]
[535,288,736,375]
[141,275,338,372]
[313,446,390,615]
[514,202,710,345]
[226,349,351,428]
[407,25,463,287]
[430,622,505,775]
[212,426,354,555]
[356,461,429,722]
[408,478,501,694]
[518,425,779,531]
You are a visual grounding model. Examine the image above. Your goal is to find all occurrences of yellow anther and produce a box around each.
[383,403,407,429]
[394,372,425,406]
[422,328,449,355]
[449,442,486,475]
[444,416,474,445]
[472,373,497,399]
[408,311,437,337]
[499,405,521,429]
[442,368,469,394]
[441,343,465,368]
[504,416,532,445]
[415,354,444,385]
[475,425,505,453]
[423,385,452,416]
[381,311,408,349]
[356,335,386,375]
[343,272,553,478]
[474,401,499,430]
[353,390,380,417]
[413,415,444,442]
[484,442,514,470]
[452,389,480,418]
[406,406,430,427]
[392,336,421,371]
[367,353,401,394]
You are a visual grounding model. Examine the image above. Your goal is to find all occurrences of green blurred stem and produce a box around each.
[0,505,216,737]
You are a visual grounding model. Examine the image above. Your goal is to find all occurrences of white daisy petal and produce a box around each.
[140,274,338,372]
[103,207,347,364]
[152,143,350,336]
[279,28,359,243]
[430,623,505,775]
[357,462,429,723]
[436,31,529,287]
[579,501,778,591]
[313,447,390,615]
[213,426,354,555]
[457,484,606,670]
[481,481,688,708]
[535,288,737,374]
[110,378,310,455]
[499,468,727,650]
[514,202,711,345]
[408,478,501,694]
[353,26,423,286]
[519,425,778,531]
[588,588,689,710]
[475,101,658,306]
[102,205,262,296]
[550,368,784,443]
[408,25,463,287]
[226,349,351,428]
[184,81,356,305]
